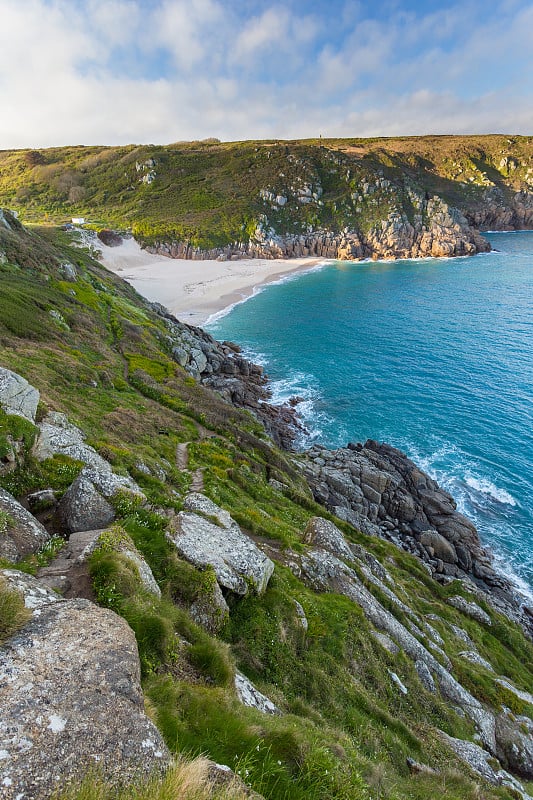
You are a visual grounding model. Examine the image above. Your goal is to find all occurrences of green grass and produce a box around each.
[0,577,31,643]
[0,214,529,800]
[1,135,531,252]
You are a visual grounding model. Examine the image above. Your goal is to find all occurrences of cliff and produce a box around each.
[1,213,533,800]
[1,135,533,261]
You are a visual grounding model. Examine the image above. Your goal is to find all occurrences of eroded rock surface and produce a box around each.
[0,487,50,562]
[439,732,532,799]
[0,367,39,422]
[167,493,274,595]
[0,599,170,799]
[235,672,280,715]
[300,440,531,633]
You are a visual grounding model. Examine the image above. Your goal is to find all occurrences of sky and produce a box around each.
[1,0,532,148]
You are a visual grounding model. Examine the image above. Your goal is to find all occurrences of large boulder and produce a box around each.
[0,598,170,799]
[0,487,50,562]
[57,472,116,533]
[0,367,39,423]
[58,465,145,534]
[168,493,274,595]
[303,517,354,562]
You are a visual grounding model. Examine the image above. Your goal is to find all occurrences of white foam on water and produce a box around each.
[400,439,532,601]
[464,474,517,507]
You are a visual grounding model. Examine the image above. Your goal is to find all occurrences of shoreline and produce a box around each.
[96,235,533,606]
[96,236,332,327]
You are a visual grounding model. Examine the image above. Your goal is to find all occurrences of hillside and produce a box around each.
[1,211,533,800]
[1,135,533,260]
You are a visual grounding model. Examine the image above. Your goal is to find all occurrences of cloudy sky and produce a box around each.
[1,0,532,148]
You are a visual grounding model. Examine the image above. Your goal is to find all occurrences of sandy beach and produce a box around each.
[97,237,329,327]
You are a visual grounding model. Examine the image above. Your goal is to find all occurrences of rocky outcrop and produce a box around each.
[299,440,531,633]
[97,228,123,247]
[290,519,533,781]
[0,366,39,422]
[153,305,303,449]
[0,487,50,562]
[296,544,497,751]
[0,598,169,799]
[439,732,532,799]
[465,188,533,231]
[234,672,280,715]
[167,493,274,595]
[496,711,533,779]
[34,412,146,532]
[143,194,489,263]
[35,412,134,480]
[1,568,60,609]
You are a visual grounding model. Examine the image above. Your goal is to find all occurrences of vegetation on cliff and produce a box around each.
[1,213,533,800]
[0,135,532,256]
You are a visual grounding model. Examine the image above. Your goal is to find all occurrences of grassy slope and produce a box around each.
[0,220,532,800]
[0,135,532,249]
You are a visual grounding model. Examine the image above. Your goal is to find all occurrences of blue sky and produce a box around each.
[1,0,532,147]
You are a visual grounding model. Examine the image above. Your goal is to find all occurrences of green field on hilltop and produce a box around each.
[1,134,532,249]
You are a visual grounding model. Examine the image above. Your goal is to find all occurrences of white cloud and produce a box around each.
[154,0,225,70]
[0,0,532,148]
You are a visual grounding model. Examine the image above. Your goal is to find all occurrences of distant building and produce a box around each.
[71,217,85,225]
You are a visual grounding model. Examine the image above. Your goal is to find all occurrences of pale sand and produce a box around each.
[97,237,330,326]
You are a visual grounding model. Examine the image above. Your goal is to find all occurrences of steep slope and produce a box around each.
[1,135,533,260]
[0,214,532,800]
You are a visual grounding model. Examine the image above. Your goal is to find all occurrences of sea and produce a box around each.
[206,231,533,598]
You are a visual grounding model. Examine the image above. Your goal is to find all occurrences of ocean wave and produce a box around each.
[464,474,517,507]
[266,370,341,445]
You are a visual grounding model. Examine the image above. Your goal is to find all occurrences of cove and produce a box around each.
[207,231,533,594]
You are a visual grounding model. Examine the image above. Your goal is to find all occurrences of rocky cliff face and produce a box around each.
[152,303,303,449]
[300,441,532,636]
[144,192,490,262]
[465,189,533,231]
[2,213,533,800]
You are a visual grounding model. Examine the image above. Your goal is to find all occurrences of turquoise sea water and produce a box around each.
[206,232,533,595]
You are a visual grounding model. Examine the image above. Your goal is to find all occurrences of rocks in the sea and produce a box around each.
[299,439,530,631]
[150,306,302,449]
[0,487,50,562]
[0,598,169,799]
[167,493,274,595]
[0,366,40,422]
